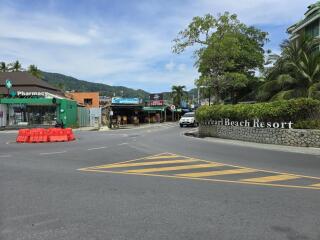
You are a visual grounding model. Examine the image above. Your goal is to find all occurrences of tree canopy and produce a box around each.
[173,12,268,104]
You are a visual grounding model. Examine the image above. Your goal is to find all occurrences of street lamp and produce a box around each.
[197,85,211,106]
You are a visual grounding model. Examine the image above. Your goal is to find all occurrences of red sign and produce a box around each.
[150,100,164,106]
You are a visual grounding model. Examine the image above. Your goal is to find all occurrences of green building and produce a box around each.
[287,2,320,42]
[0,72,77,128]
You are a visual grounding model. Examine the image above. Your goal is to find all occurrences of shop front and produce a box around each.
[110,98,143,125]
[0,98,77,128]
[0,72,77,128]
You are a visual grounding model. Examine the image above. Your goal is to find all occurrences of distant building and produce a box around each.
[66,92,100,108]
[287,2,320,42]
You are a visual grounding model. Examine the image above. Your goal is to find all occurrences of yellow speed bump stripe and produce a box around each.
[146,155,180,159]
[177,168,256,178]
[242,174,300,183]
[310,183,320,188]
[125,163,224,173]
[79,152,320,191]
[89,159,199,169]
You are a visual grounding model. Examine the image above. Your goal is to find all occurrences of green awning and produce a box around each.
[143,106,166,112]
[0,97,54,105]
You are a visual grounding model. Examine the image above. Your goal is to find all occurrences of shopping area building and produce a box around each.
[0,72,77,128]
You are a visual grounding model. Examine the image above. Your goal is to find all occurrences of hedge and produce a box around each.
[196,98,320,129]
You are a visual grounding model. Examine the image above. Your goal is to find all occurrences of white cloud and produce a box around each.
[198,0,315,25]
[0,9,90,46]
[0,0,315,92]
[165,61,175,71]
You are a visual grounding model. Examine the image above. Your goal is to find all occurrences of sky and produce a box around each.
[0,0,316,92]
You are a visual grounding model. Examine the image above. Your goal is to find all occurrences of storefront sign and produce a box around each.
[150,93,163,101]
[16,91,46,97]
[204,118,294,129]
[111,97,140,104]
[150,100,164,106]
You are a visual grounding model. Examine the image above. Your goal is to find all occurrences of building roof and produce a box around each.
[0,71,63,96]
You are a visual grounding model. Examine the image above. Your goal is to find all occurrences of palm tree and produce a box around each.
[258,37,320,101]
[0,62,8,72]
[171,85,187,106]
[28,64,42,78]
[8,60,23,72]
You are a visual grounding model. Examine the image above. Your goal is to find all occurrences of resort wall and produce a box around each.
[199,124,320,148]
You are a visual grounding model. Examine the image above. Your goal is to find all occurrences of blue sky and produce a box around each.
[0,0,316,92]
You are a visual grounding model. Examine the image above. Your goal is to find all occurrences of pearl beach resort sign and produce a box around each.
[203,118,293,129]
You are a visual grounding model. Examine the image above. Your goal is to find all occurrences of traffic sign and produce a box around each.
[170,105,176,111]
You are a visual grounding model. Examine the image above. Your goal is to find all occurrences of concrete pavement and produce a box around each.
[0,123,320,240]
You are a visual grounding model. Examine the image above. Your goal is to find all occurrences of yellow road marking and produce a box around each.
[146,155,180,159]
[78,152,320,191]
[177,168,256,178]
[90,159,199,169]
[173,153,320,181]
[79,169,320,191]
[125,163,224,173]
[242,174,300,183]
[310,183,320,188]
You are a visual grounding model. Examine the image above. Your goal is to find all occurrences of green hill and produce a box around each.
[41,71,150,99]
[41,71,196,101]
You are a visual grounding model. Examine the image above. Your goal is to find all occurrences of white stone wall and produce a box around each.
[199,124,320,148]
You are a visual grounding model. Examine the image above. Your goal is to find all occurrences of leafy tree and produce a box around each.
[258,37,320,101]
[0,62,9,72]
[28,64,42,78]
[173,12,268,103]
[8,60,23,72]
[171,85,187,106]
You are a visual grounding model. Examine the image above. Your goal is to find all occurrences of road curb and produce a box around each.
[183,129,320,155]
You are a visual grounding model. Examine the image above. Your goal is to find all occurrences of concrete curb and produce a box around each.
[183,129,320,156]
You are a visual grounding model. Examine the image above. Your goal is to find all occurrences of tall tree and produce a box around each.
[171,85,187,106]
[173,12,268,103]
[258,37,320,101]
[0,62,8,72]
[9,60,22,72]
[28,64,42,78]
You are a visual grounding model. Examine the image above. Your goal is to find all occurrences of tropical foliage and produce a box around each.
[258,37,320,101]
[196,98,320,129]
[28,64,42,78]
[0,62,9,72]
[171,85,187,106]
[8,60,23,72]
[173,12,268,104]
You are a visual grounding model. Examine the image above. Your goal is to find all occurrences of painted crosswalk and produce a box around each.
[79,153,320,190]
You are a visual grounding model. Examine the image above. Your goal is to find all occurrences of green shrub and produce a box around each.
[196,98,320,129]
[293,120,320,129]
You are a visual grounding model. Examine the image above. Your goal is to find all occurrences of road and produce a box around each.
[1,123,320,240]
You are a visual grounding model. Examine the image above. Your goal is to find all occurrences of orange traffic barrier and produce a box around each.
[16,128,75,143]
[48,128,68,142]
[65,128,75,141]
[29,128,48,143]
[16,129,30,143]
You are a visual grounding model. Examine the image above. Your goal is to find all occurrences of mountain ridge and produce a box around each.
[41,71,196,100]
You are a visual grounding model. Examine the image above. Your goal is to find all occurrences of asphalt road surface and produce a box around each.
[1,123,320,240]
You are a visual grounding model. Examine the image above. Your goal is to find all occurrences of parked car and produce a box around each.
[179,112,198,127]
